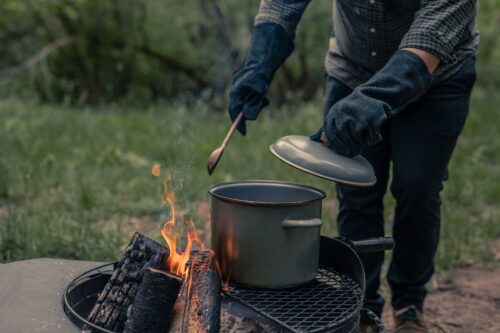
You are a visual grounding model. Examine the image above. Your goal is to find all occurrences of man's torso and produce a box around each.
[326,0,479,88]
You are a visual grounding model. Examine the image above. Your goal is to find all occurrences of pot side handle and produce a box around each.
[282,218,322,228]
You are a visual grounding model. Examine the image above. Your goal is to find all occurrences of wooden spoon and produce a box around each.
[207,112,244,175]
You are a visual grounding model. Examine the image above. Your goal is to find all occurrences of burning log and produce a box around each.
[123,267,182,333]
[85,233,169,332]
[186,268,222,333]
[168,272,190,332]
[83,173,226,333]
[85,232,221,333]
[169,252,222,333]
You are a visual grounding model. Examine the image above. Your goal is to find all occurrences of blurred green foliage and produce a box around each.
[3,0,497,105]
[0,0,330,105]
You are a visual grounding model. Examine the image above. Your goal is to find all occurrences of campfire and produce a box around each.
[65,166,393,333]
[84,166,222,333]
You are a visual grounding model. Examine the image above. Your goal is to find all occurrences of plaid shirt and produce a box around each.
[255,0,479,88]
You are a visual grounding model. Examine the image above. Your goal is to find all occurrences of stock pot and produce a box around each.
[209,180,326,289]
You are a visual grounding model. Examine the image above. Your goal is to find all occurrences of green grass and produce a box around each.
[0,88,499,269]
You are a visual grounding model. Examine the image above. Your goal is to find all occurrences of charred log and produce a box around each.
[169,252,222,333]
[168,271,190,333]
[186,268,221,333]
[85,233,168,332]
[123,267,182,333]
[86,234,220,333]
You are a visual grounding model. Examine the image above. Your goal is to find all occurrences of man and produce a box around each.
[228,1,478,332]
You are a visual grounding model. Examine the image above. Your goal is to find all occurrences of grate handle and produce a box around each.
[349,237,394,253]
[361,308,387,333]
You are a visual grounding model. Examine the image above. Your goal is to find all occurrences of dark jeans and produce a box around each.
[324,58,476,318]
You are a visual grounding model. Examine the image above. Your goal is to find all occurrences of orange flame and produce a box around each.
[159,177,204,278]
[220,223,237,290]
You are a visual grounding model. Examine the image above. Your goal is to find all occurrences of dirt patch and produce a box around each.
[382,263,500,333]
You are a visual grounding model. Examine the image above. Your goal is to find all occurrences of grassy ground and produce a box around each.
[0,88,499,271]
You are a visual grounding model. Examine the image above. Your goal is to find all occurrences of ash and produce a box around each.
[220,311,286,333]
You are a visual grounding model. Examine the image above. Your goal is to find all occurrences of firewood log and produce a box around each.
[85,233,168,332]
[186,268,221,333]
[123,267,182,333]
[168,252,221,333]
[167,272,190,333]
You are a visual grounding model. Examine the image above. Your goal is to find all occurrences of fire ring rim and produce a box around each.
[62,254,383,333]
[62,262,118,333]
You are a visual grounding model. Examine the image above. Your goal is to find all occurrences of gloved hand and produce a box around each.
[320,50,432,157]
[228,22,293,135]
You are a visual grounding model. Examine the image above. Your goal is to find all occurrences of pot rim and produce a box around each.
[208,180,326,207]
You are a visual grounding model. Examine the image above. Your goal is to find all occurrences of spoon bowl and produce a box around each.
[206,112,243,175]
[207,147,224,175]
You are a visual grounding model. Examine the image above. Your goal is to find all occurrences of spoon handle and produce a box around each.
[221,112,244,149]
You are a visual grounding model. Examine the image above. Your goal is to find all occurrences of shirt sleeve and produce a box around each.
[399,0,477,63]
[255,0,312,40]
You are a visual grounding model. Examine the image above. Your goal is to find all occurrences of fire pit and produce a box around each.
[0,174,389,332]
[0,237,385,333]
[62,236,386,333]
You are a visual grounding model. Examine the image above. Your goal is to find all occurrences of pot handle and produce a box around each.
[349,237,395,252]
[282,218,322,228]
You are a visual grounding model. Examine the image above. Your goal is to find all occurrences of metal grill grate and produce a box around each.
[226,267,363,333]
[189,250,363,333]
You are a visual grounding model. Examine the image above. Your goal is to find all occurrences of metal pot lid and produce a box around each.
[269,135,376,187]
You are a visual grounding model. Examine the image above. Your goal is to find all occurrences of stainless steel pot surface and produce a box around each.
[209,181,326,289]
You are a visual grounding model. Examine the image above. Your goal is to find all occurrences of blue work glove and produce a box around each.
[318,50,432,157]
[228,23,293,135]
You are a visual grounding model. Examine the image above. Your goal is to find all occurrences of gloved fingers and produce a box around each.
[233,98,260,135]
[228,94,246,135]
[345,114,383,148]
[228,91,244,118]
[320,133,331,147]
[228,80,269,135]
[309,127,324,142]
[241,102,259,124]
[233,96,267,135]
[331,117,382,157]
[262,96,270,108]
[344,120,366,147]
[358,124,383,147]
[241,94,268,120]
[324,116,363,157]
[236,119,247,136]
[310,128,331,148]
[228,95,266,136]
[331,130,361,157]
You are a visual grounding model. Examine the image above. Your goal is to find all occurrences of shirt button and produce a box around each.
[369,0,375,4]
[370,27,376,33]
[371,51,377,57]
